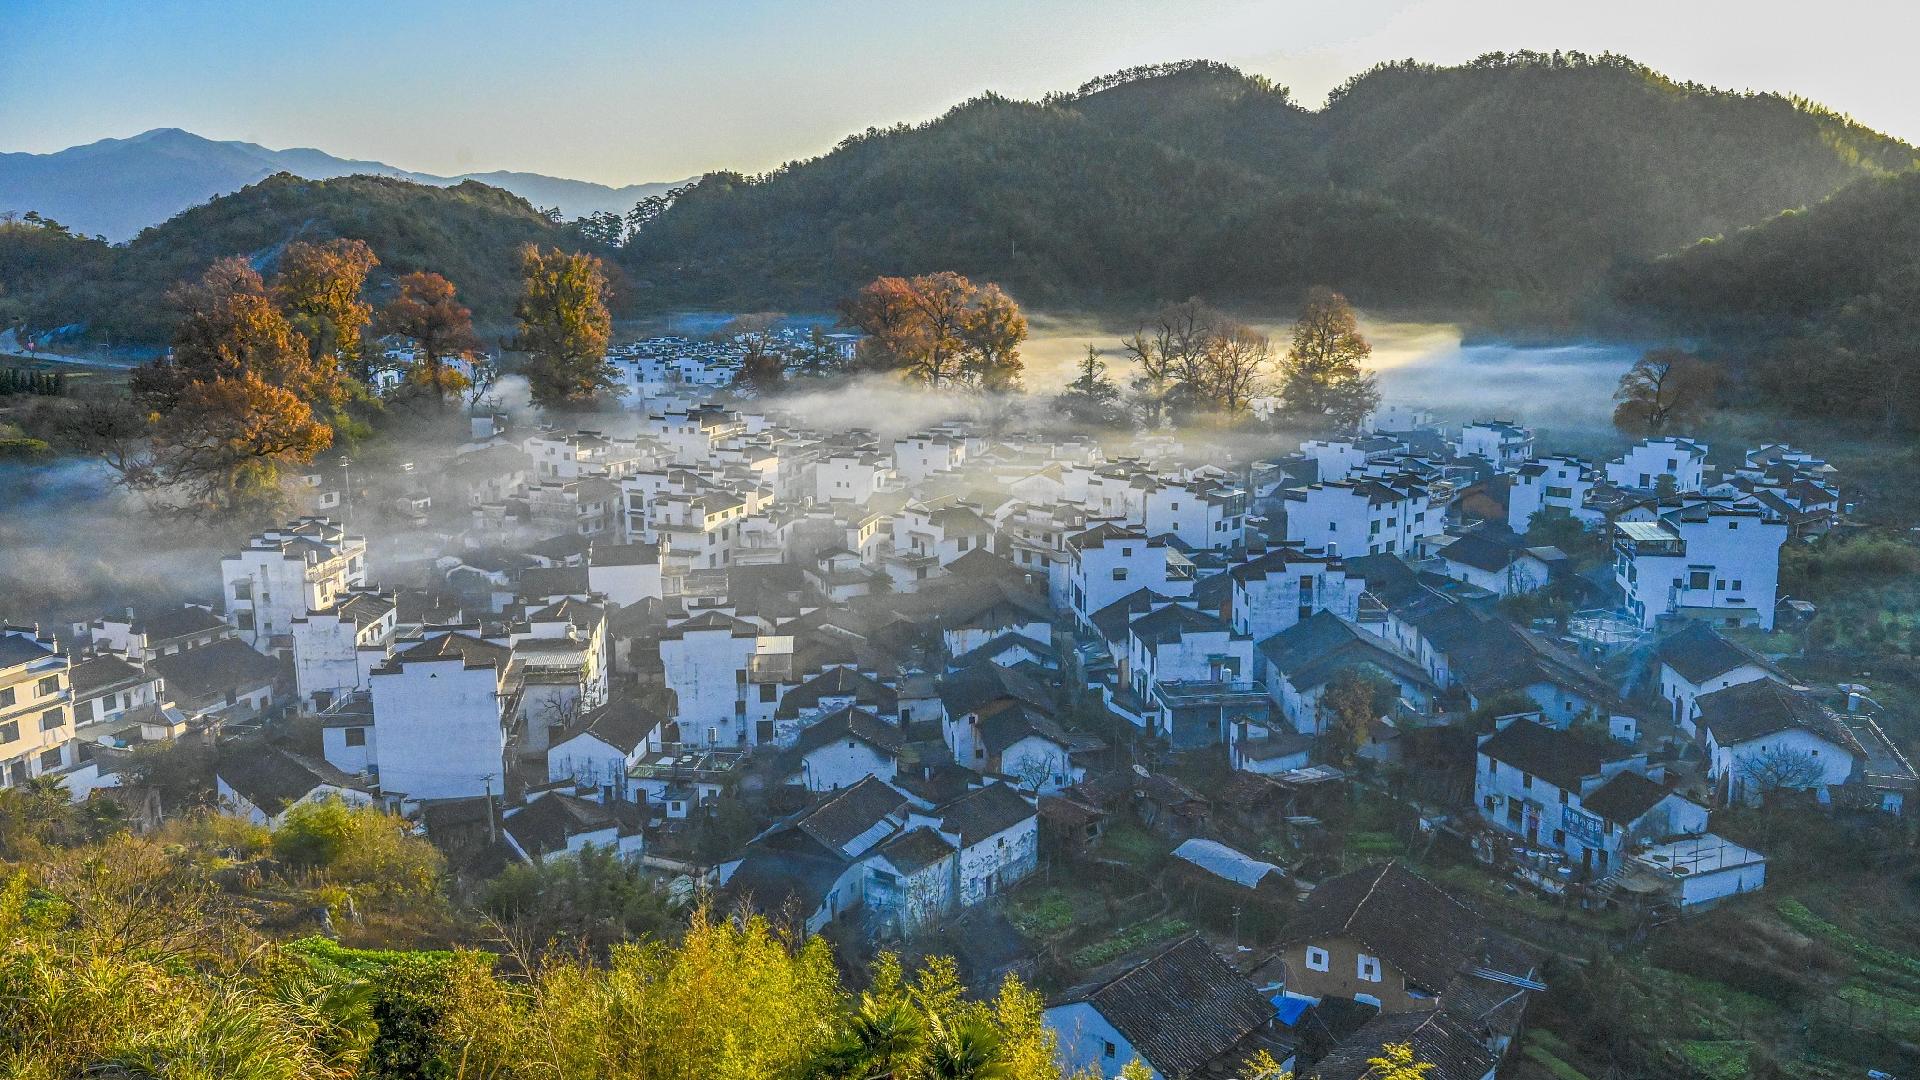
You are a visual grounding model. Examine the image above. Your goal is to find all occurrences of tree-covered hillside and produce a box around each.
[622,53,1915,313]
[10,173,589,344]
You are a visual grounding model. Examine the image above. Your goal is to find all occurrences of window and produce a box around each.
[1689,571,1710,590]
[40,710,62,732]
[1103,1041,1117,1060]
[1357,954,1382,982]
[236,612,255,631]
[1521,772,1533,790]
[344,727,367,747]
[39,747,62,770]
[759,684,777,703]
[35,677,58,697]
[1306,946,1330,972]
[232,581,252,600]
[0,722,16,744]
[1111,568,1129,582]
[0,687,13,708]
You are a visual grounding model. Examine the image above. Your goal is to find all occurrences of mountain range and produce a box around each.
[0,128,687,242]
[621,54,1918,316]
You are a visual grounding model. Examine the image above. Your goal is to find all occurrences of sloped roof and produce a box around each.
[791,706,905,758]
[1697,677,1851,748]
[1286,861,1484,992]
[216,743,361,815]
[69,653,149,697]
[1066,935,1274,1078]
[1309,1009,1497,1080]
[1656,621,1778,684]
[938,660,1056,719]
[1257,611,1430,691]
[502,792,623,858]
[937,782,1035,845]
[150,637,282,697]
[1581,770,1683,825]
[1475,718,1612,793]
[552,695,667,755]
[874,827,956,875]
[795,775,908,854]
[1129,602,1229,646]
[776,667,899,719]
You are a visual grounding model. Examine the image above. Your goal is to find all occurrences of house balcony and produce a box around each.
[1151,679,1269,709]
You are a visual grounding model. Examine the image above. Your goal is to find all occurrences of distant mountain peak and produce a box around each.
[0,129,685,241]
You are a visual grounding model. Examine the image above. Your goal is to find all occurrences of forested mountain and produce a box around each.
[1614,169,1920,431]
[4,173,589,344]
[0,127,685,242]
[622,53,1915,312]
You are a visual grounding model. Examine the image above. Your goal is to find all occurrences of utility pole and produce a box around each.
[484,775,498,844]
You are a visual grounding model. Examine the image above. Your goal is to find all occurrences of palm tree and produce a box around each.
[922,1014,1009,1080]
[815,994,926,1079]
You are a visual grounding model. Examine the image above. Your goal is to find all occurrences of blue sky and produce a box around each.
[3,0,1915,184]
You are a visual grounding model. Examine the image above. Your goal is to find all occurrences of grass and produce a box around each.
[1777,899,1920,980]
[1520,1031,1591,1080]
[1095,823,1169,870]
[1004,886,1105,942]
[1678,1040,1754,1080]
[1069,918,1190,969]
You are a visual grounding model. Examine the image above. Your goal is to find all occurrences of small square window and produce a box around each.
[1306,946,1330,972]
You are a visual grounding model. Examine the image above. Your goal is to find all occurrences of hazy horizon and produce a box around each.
[5,0,1919,187]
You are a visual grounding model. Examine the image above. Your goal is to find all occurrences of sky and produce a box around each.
[4,0,1918,186]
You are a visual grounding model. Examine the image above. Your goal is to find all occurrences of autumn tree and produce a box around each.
[1121,299,1272,422]
[113,257,333,517]
[723,312,788,396]
[271,238,378,396]
[1055,346,1126,427]
[377,270,482,400]
[1278,287,1379,431]
[1611,347,1719,436]
[512,245,615,410]
[840,272,1026,390]
[1319,668,1396,766]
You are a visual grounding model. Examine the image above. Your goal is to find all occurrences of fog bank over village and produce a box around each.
[7,22,1920,1080]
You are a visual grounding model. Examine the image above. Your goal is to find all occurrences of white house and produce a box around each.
[1456,420,1534,469]
[1475,716,1706,878]
[1606,437,1708,494]
[1613,504,1787,630]
[1141,477,1247,552]
[1508,456,1600,534]
[545,698,665,800]
[1067,524,1190,629]
[1653,622,1779,736]
[289,588,397,709]
[215,745,375,827]
[658,611,762,748]
[1694,678,1859,805]
[1281,480,1437,559]
[1433,533,1554,597]
[367,630,517,802]
[786,706,904,792]
[221,519,368,653]
[815,451,893,505]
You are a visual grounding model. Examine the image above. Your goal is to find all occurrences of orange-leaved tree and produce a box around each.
[512,245,615,410]
[378,270,483,400]
[271,238,378,400]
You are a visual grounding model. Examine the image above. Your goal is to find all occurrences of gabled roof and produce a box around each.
[135,605,229,641]
[150,637,282,697]
[1257,611,1431,692]
[69,653,150,697]
[1090,588,1173,644]
[1655,621,1779,684]
[1064,935,1274,1078]
[791,706,905,758]
[794,775,909,854]
[1581,770,1684,825]
[216,743,361,815]
[1128,602,1229,646]
[937,782,1035,845]
[938,660,1056,719]
[1436,531,1528,573]
[776,667,899,719]
[389,632,511,670]
[1286,861,1483,992]
[552,695,666,755]
[502,792,627,859]
[874,827,956,875]
[659,609,760,639]
[1309,1009,1497,1080]
[1475,718,1612,793]
[1696,677,1855,750]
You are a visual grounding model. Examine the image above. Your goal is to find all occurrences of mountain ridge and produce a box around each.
[0,128,690,241]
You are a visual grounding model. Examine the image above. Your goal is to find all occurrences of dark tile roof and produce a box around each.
[1130,603,1230,646]
[724,845,849,916]
[795,775,909,852]
[1580,770,1679,825]
[776,667,899,719]
[1257,611,1430,691]
[1475,718,1611,793]
[790,706,906,758]
[1286,861,1484,992]
[874,826,956,874]
[1090,588,1173,644]
[1308,1009,1496,1080]
[1437,531,1523,573]
[951,631,1056,670]
[978,703,1075,758]
[1067,935,1275,1078]
[517,565,591,598]
[150,637,282,698]
[936,783,1035,845]
[1696,677,1850,747]
[390,632,511,670]
[135,605,228,641]
[69,653,148,697]
[1655,621,1777,684]
[0,632,58,668]
[938,660,1056,719]
[502,792,622,859]
[216,743,359,815]
[552,694,667,754]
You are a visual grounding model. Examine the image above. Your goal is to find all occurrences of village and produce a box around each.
[1,327,1910,1080]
